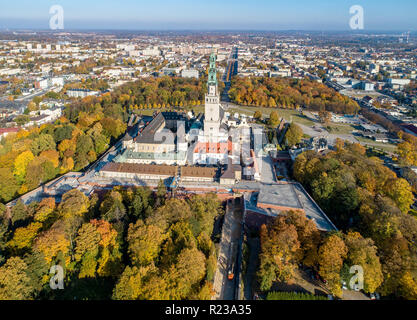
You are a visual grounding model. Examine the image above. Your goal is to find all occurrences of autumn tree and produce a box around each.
[0,257,35,300]
[58,189,90,246]
[228,76,360,114]
[30,134,56,156]
[188,193,222,237]
[344,232,383,293]
[284,210,321,267]
[34,197,56,223]
[53,125,74,143]
[258,217,300,291]
[253,110,262,121]
[318,110,332,124]
[58,189,89,220]
[399,272,417,300]
[147,198,192,231]
[13,150,34,183]
[33,220,71,266]
[383,178,414,214]
[318,234,348,297]
[99,190,127,224]
[165,247,206,299]
[75,220,122,278]
[127,220,166,267]
[11,199,30,227]
[284,122,303,147]
[7,222,42,254]
[401,168,417,193]
[112,265,166,300]
[268,110,280,127]
[128,187,153,220]
[74,134,95,170]
[0,168,19,202]
[397,140,417,166]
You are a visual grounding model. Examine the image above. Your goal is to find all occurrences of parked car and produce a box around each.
[312,270,327,284]
[370,292,380,300]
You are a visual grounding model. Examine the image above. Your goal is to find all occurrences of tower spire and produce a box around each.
[208,52,217,88]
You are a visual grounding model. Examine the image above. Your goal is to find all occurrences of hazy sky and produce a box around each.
[0,0,416,31]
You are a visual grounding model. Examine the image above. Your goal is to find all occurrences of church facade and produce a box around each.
[192,53,232,165]
[113,52,249,167]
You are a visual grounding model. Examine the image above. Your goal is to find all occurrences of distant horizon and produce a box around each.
[1,28,416,35]
[1,0,416,32]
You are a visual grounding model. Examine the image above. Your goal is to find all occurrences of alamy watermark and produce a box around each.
[49,5,64,30]
[349,5,364,30]
[49,264,64,290]
[348,265,364,291]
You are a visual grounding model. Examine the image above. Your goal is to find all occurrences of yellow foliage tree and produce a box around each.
[318,234,348,297]
[13,150,34,182]
[40,150,60,168]
[60,157,74,174]
[384,178,414,213]
[34,197,56,222]
[58,139,74,155]
[7,222,42,253]
[34,221,71,265]
[399,272,417,300]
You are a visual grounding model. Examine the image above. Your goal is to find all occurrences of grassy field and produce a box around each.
[326,123,357,135]
[132,105,205,116]
[227,106,316,126]
[355,136,398,153]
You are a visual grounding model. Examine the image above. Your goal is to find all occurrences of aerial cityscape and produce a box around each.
[0,0,417,306]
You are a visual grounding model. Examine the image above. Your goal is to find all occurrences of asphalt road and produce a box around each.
[15,89,48,102]
[212,199,243,300]
[221,47,238,102]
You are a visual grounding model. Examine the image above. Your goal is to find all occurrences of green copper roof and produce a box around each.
[208,52,217,87]
[116,149,187,161]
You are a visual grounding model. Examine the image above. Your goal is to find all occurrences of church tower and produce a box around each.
[204,52,221,141]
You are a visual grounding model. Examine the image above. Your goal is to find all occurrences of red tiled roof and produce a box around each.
[102,162,178,175]
[193,141,234,154]
[181,166,217,178]
[0,127,19,134]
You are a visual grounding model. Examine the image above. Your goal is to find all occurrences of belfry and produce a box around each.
[204,52,225,142]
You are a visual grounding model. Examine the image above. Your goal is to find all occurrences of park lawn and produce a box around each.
[355,136,398,153]
[134,109,156,116]
[326,123,356,135]
[188,105,205,114]
[133,105,205,116]
[228,106,316,126]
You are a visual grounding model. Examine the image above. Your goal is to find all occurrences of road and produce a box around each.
[221,47,238,103]
[14,89,48,102]
[212,198,243,300]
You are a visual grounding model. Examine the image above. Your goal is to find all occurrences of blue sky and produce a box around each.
[0,0,416,31]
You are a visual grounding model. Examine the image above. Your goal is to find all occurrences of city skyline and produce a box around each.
[1,0,417,31]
